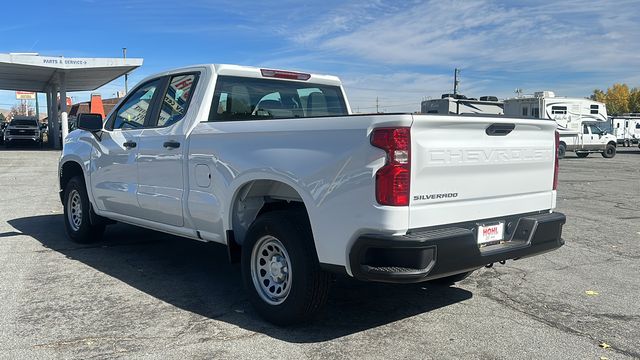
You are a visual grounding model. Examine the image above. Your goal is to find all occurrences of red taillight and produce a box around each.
[260,69,311,81]
[553,130,559,190]
[371,127,411,206]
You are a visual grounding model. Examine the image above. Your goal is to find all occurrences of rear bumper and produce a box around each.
[349,211,566,283]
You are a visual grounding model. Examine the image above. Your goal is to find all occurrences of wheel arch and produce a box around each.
[59,159,86,203]
[228,178,314,248]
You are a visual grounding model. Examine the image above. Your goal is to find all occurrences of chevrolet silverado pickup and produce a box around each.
[4,116,42,147]
[59,64,566,325]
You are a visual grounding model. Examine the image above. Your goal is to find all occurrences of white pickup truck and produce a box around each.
[59,64,565,325]
[558,121,618,158]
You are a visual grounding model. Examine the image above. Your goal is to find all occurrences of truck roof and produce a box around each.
[141,64,344,87]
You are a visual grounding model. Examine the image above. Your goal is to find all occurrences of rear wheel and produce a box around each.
[557,143,566,159]
[63,176,105,243]
[602,143,616,158]
[241,209,330,325]
[576,152,589,158]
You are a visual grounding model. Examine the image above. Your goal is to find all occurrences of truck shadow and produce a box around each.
[7,214,472,343]
[617,149,640,155]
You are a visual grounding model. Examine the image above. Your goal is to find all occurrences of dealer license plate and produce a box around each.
[477,222,505,245]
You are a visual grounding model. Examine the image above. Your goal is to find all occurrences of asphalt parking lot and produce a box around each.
[1,147,639,359]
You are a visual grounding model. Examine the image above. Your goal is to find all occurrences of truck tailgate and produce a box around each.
[409,115,557,229]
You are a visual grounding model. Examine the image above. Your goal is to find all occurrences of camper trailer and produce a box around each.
[504,91,617,158]
[610,114,640,147]
[421,94,504,115]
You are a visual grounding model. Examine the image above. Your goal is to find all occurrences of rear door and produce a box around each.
[409,115,557,228]
[91,78,164,218]
[136,73,199,227]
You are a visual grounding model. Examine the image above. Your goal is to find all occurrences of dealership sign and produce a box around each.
[16,91,36,100]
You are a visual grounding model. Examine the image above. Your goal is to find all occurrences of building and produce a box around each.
[68,94,120,120]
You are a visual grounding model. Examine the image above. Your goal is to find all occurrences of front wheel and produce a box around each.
[63,176,105,243]
[602,143,616,158]
[241,209,330,325]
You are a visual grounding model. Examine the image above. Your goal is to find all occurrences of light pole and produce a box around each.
[122,47,128,94]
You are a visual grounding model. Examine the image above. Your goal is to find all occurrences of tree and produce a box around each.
[591,84,638,115]
[0,113,5,123]
[605,83,630,115]
[591,89,606,103]
[629,88,640,113]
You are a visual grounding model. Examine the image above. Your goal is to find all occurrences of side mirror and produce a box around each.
[77,113,103,132]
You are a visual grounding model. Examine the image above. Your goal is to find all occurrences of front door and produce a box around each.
[136,73,199,227]
[91,78,164,218]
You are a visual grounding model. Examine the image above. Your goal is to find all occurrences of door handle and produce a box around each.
[123,141,137,149]
[486,123,515,136]
[163,140,181,149]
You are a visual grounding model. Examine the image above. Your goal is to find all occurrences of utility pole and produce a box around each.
[35,93,39,120]
[453,68,460,95]
[376,96,379,113]
[123,47,128,94]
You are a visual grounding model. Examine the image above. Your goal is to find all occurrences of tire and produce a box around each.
[63,176,105,243]
[602,143,616,158]
[557,143,566,159]
[241,209,331,326]
[431,270,475,285]
[576,152,589,158]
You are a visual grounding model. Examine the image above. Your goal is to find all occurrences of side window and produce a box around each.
[532,107,540,118]
[551,106,567,115]
[111,79,162,130]
[589,124,603,135]
[583,124,589,134]
[155,73,198,127]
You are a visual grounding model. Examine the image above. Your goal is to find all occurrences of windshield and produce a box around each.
[209,76,348,121]
[10,119,38,126]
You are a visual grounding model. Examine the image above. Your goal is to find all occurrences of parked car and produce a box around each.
[59,64,566,325]
[3,116,42,147]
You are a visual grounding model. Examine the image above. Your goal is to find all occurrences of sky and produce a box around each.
[1,0,639,114]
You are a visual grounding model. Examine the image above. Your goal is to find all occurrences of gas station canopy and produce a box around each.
[0,53,143,149]
[0,53,142,92]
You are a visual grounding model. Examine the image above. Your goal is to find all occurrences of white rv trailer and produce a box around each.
[503,91,617,158]
[421,94,504,115]
[610,114,640,147]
